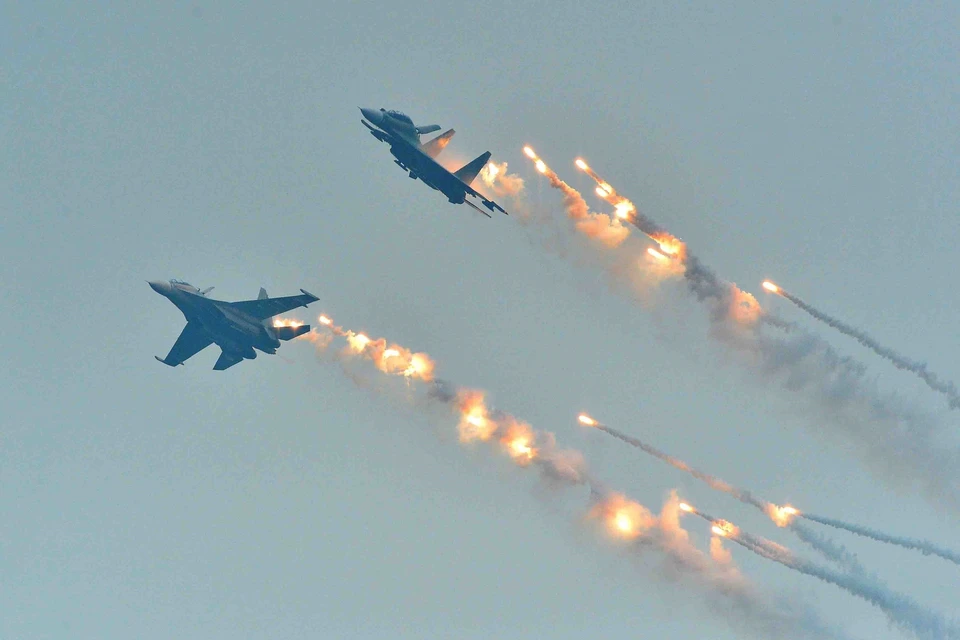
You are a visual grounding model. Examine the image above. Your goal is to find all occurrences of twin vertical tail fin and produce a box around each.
[420,129,456,158]
[453,151,492,185]
[258,287,268,300]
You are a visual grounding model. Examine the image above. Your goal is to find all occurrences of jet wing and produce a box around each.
[213,350,244,371]
[227,289,319,320]
[156,322,212,366]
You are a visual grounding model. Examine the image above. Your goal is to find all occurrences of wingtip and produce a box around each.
[300,288,319,303]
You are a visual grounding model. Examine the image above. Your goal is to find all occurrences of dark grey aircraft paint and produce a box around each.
[359,107,508,218]
[150,280,318,370]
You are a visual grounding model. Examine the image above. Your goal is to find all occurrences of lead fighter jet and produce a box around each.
[149,280,319,370]
[359,107,508,217]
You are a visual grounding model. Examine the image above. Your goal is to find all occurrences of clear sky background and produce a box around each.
[4,2,960,638]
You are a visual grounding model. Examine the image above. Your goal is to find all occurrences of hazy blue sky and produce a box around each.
[4,2,959,638]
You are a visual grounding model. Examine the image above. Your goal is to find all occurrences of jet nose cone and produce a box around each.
[360,107,382,124]
[148,280,168,294]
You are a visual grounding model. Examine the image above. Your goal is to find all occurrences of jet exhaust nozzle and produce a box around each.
[275,324,311,341]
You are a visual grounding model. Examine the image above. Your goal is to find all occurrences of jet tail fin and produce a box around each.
[421,129,455,158]
[453,151,492,185]
[275,324,311,341]
[258,287,268,300]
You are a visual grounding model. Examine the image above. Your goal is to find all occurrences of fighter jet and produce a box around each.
[359,107,508,217]
[149,280,319,370]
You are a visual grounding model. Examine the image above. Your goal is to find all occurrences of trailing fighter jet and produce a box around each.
[149,280,319,370]
[359,107,508,217]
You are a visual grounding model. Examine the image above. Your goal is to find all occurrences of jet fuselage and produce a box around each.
[150,281,279,358]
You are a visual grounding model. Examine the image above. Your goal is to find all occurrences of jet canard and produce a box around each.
[150,280,318,370]
[359,107,508,218]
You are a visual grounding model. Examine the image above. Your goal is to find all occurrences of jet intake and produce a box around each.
[275,324,311,341]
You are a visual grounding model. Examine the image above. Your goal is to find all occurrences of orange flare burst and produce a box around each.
[318,315,333,326]
[509,437,533,458]
[457,390,496,442]
[766,503,800,527]
[523,146,537,159]
[578,413,598,426]
[712,520,739,538]
[647,247,669,262]
[347,332,371,353]
[728,287,763,326]
[652,235,685,258]
[762,281,780,294]
[383,348,400,359]
[500,421,537,463]
[615,512,634,533]
[485,163,500,178]
[679,502,693,513]
[535,159,547,174]
[594,494,653,540]
[273,317,304,328]
[613,201,634,219]
[403,353,434,380]
[575,158,589,171]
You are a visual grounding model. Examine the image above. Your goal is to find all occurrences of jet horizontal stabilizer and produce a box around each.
[275,324,311,341]
[415,124,441,135]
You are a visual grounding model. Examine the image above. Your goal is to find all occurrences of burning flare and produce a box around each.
[592,493,654,540]
[500,420,537,463]
[456,390,496,442]
[311,313,436,382]
[647,247,669,262]
[766,504,800,528]
[578,413,598,426]
[762,281,780,294]
[273,317,305,328]
[347,332,371,353]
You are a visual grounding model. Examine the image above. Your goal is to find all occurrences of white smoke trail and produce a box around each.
[729,529,960,640]
[523,150,960,511]
[301,323,853,639]
[687,506,958,639]
[585,418,960,568]
[770,286,960,410]
[802,512,960,567]
[789,521,868,576]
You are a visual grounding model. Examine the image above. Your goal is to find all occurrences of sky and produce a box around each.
[4,1,960,638]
